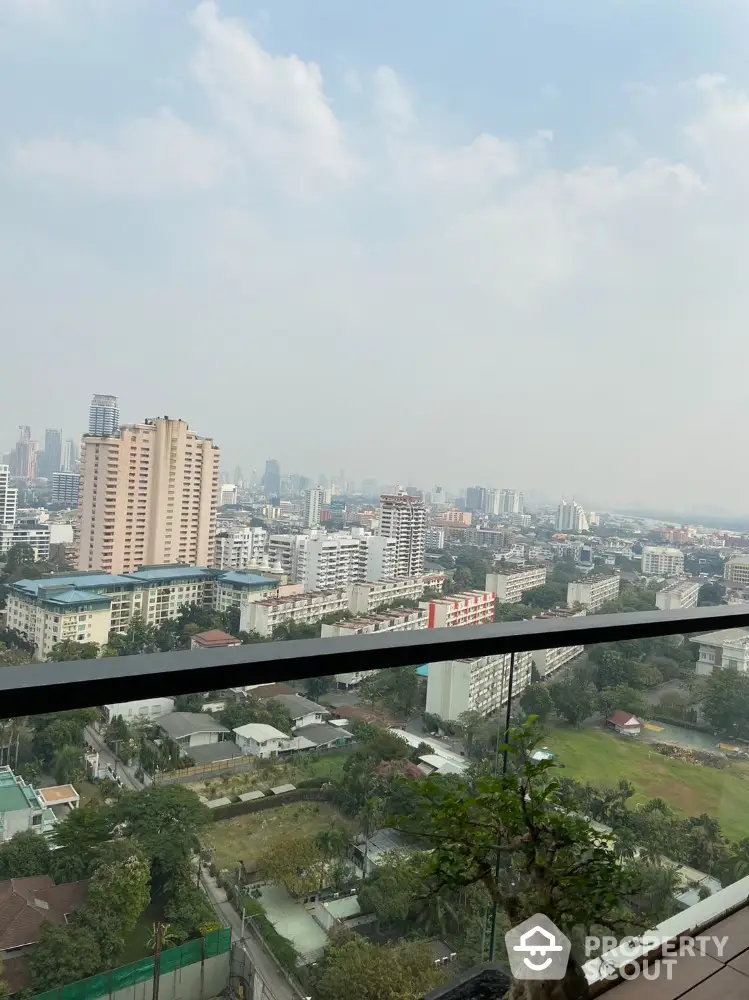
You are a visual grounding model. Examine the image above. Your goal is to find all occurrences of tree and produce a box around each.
[88,854,151,934]
[174,694,204,713]
[703,667,749,739]
[457,709,483,755]
[494,602,535,623]
[421,712,441,734]
[698,582,725,607]
[0,958,9,1000]
[0,830,52,880]
[107,615,158,656]
[305,675,334,701]
[52,803,115,877]
[115,785,211,885]
[519,683,553,721]
[596,686,648,720]
[405,721,648,1000]
[357,852,422,929]
[164,870,217,942]
[591,651,635,691]
[523,583,567,610]
[47,640,99,661]
[29,924,102,991]
[52,744,85,784]
[309,935,446,1000]
[260,836,327,896]
[549,678,594,727]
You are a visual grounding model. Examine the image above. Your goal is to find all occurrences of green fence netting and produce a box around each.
[33,928,231,1000]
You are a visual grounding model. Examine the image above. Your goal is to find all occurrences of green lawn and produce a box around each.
[207,801,355,872]
[543,724,749,840]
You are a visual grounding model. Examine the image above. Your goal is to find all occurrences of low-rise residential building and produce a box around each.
[322,608,428,688]
[267,694,328,729]
[240,589,349,637]
[567,574,620,610]
[347,574,444,615]
[232,723,313,758]
[724,558,749,585]
[0,522,51,562]
[190,629,242,650]
[154,712,230,750]
[0,767,69,842]
[6,565,278,658]
[485,566,547,604]
[421,590,495,628]
[655,579,700,611]
[532,607,586,678]
[641,546,685,577]
[104,697,175,722]
[425,651,533,721]
[690,628,749,676]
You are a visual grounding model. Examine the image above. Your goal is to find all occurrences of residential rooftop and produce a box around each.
[690,628,749,649]
[154,712,229,739]
[10,566,279,599]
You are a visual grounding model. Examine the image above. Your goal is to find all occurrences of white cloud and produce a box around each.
[10,108,228,196]
[189,0,356,192]
[0,0,131,27]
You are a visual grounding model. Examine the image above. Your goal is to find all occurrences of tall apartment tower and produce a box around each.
[77,417,220,574]
[89,394,120,437]
[379,494,427,578]
[39,429,63,479]
[304,487,325,528]
[9,426,38,479]
[60,439,79,473]
[0,465,18,527]
[263,459,281,500]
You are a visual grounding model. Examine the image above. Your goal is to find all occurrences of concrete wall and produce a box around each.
[102,951,230,1000]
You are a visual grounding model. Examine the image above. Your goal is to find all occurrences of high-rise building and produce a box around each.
[263,459,281,500]
[77,417,220,574]
[498,489,523,515]
[213,525,268,571]
[555,499,589,532]
[379,494,427,578]
[465,486,489,512]
[60,439,79,473]
[219,483,238,506]
[88,394,120,437]
[51,472,80,508]
[8,427,38,479]
[38,429,62,479]
[304,488,325,528]
[0,465,18,527]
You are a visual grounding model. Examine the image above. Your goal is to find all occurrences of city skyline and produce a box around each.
[4,2,749,509]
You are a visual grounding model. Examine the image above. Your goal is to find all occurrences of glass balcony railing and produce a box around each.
[1,604,749,1000]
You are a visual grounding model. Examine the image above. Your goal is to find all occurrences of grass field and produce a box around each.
[543,724,749,840]
[208,800,356,871]
[191,752,349,799]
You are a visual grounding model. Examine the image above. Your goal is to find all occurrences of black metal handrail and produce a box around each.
[2,603,748,717]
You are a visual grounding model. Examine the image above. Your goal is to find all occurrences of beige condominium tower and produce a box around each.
[78,417,220,574]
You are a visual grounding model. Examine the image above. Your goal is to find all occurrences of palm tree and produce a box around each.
[357,797,384,877]
[148,922,179,1000]
[314,825,351,890]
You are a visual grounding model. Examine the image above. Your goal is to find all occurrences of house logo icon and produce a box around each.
[505,913,571,980]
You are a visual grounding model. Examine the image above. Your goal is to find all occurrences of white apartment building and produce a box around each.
[268,529,398,589]
[0,766,63,842]
[425,527,446,551]
[725,558,749,585]
[510,513,532,528]
[240,589,349,637]
[104,697,175,722]
[498,490,523,515]
[304,533,364,590]
[347,574,445,614]
[426,651,533,721]
[655,579,700,611]
[359,534,398,581]
[422,590,496,628]
[78,417,220,575]
[555,500,589,533]
[52,471,80,508]
[213,525,268,572]
[641,546,685,577]
[0,465,18,527]
[532,608,586,678]
[268,534,307,581]
[219,483,238,506]
[7,566,278,658]
[304,488,325,528]
[379,494,427,578]
[0,522,50,562]
[485,566,547,604]
[567,574,620,610]
[690,628,749,676]
[322,609,428,688]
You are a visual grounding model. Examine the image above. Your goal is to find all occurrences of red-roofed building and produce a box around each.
[190,630,241,650]
[606,711,642,737]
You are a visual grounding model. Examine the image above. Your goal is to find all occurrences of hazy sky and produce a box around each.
[2,0,749,511]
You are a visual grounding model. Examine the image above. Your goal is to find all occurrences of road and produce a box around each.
[84,725,144,792]
[199,867,303,1000]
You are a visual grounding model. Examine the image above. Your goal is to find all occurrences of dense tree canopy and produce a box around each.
[309,935,447,1000]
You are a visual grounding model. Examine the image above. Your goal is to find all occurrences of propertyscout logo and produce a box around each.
[505,915,732,983]
[505,915,570,980]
